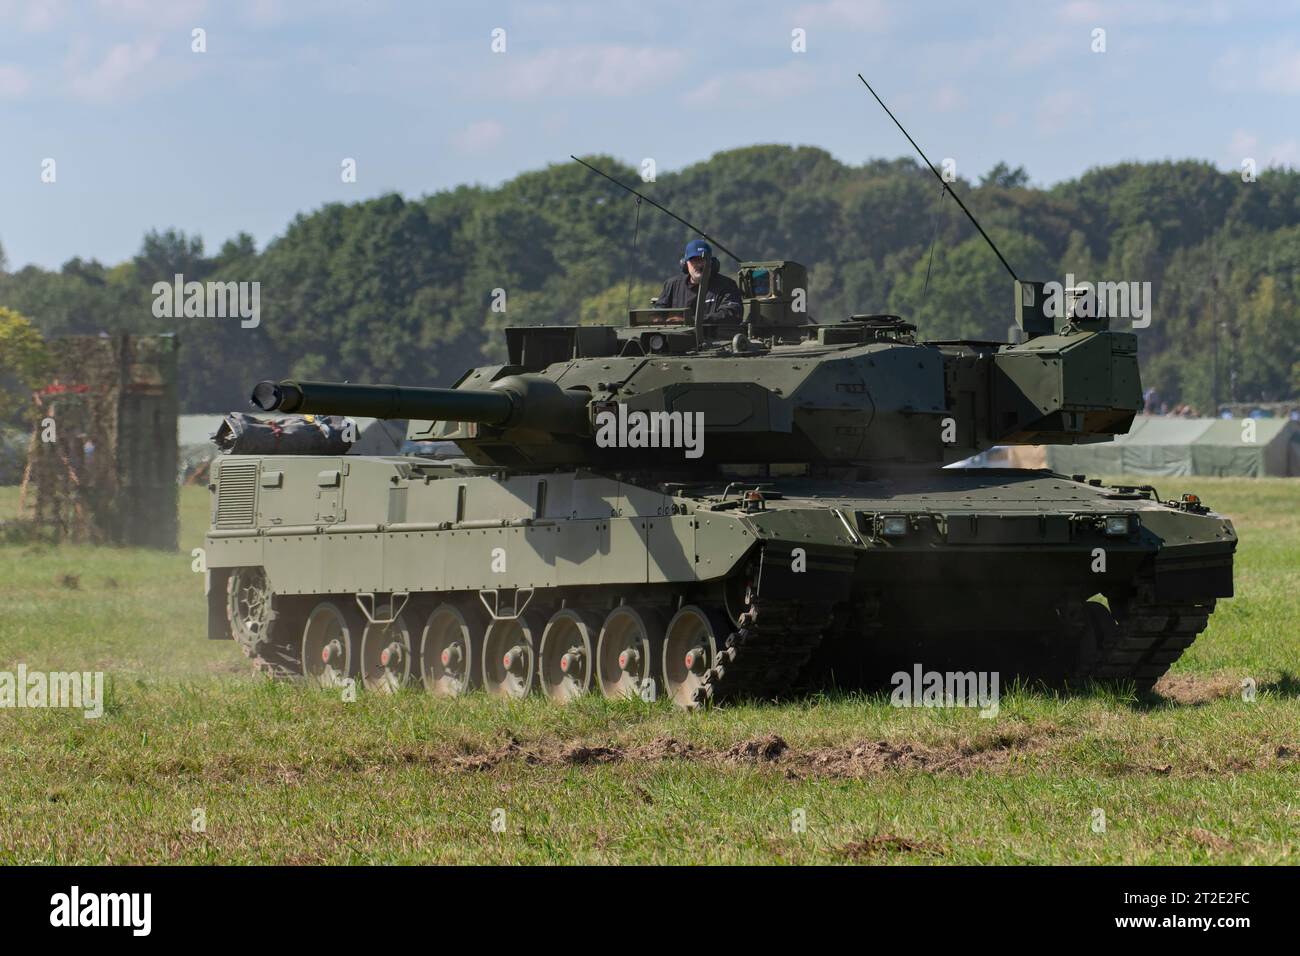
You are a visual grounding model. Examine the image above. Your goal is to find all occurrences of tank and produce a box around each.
[203,261,1235,706]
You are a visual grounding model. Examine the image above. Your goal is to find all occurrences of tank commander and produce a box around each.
[653,239,742,324]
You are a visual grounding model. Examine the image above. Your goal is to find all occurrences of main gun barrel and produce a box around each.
[251,380,514,424]
[250,375,592,434]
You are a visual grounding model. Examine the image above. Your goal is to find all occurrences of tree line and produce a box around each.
[1,145,1297,417]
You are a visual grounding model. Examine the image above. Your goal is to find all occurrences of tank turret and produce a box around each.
[245,277,1141,473]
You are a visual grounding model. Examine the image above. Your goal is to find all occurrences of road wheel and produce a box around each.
[482,613,544,699]
[662,605,726,708]
[538,608,599,702]
[419,602,483,697]
[301,600,362,687]
[360,602,417,693]
[596,605,665,700]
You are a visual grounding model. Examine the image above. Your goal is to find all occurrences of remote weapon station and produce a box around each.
[203,80,1235,706]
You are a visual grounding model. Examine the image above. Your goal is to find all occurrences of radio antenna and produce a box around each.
[857,75,1019,282]
[571,155,743,263]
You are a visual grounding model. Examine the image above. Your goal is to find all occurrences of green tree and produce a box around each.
[0,307,50,425]
[579,282,661,326]
[980,162,1030,189]
[889,233,1052,340]
[1,146,1298,412]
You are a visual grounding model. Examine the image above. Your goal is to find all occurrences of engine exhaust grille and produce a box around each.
[215,461,258,528]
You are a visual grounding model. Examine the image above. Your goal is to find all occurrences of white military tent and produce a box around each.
[1045,415,1300,477]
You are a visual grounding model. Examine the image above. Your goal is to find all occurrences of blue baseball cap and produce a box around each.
[683,239,712,261]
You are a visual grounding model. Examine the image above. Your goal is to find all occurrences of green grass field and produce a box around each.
[0,478,1296,864]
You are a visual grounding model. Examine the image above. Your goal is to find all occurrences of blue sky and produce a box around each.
[2,0,1299,269]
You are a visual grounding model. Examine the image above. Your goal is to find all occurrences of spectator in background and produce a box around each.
[1143,386,1159,414]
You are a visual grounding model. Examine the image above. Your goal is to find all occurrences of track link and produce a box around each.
[691,603,832,707]
[246,638,302,680]
[1082,598,1216,691]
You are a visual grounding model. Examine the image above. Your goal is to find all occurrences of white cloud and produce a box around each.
[1258,46,1300,94]
[65,38,161,102]
[451,119,506,153]
[497,45,687,99]
[1007,32,1071,70]
[94,0,207,26]
[0,63,31,98]
[1213,41,1300,95]
[242,0,287,26]
[1228,129,1258,157]
[1268,141,1300,166]
[0,0,62,30]
[931,84,966,113]
[1036,89,1094,134]
[1059,0,1237,25]
[682,61,819,108]
[1226,129,1300,168]
[18,0,64,30]
[517,1,643,22]
[791,0,891,30]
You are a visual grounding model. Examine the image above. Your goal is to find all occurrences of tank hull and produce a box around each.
[204,456,1235,704]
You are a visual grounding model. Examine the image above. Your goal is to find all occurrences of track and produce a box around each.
[244,635,302,679]
[690,573,1222,703]
[1081,597,1216,691]
[225,560,1223,699]
[691,602,833,707]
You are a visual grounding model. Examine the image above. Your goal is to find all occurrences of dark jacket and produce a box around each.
[653,259,743,324]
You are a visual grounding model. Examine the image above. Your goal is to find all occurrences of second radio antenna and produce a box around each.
[857,74,1019,282]
[571,155,743,263]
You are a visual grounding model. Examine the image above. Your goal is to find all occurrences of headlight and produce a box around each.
[880,515,908,538]
[1104,515,1130,536]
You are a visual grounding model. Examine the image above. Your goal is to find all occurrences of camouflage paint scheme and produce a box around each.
[204,265,1235,704]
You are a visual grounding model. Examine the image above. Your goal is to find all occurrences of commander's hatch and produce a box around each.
[627,307,689,326]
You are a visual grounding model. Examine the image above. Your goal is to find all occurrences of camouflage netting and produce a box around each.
[213,412,355,455]
[22,335,178,548]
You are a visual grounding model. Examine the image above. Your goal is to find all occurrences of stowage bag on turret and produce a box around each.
[213,412,355,455]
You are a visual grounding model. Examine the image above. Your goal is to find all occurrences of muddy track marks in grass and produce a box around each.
[392,727,1054,779]
[77,723,1298,786]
